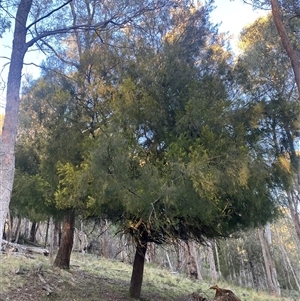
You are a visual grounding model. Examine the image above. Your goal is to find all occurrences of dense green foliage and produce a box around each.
[12,3,287,247]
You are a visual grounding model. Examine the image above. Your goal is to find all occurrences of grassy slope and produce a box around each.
[0,252,296,301]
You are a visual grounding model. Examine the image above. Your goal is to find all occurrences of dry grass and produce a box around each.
[0,251,297,301]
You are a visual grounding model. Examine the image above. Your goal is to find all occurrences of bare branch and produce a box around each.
[25,2,169,48]
[39,38,80,69]
[26,0,73,31]
[26,18,118,48]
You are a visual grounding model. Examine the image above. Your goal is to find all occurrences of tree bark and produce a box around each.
[6,212,13,242]
[184,240,201,280]
[129,242,147,299]
[49,216,54,258]
[53,210,75,269]
[258,228,281,296]
[287,190,300,241]
[214,240,221,280]
[30,221,38,243]
[207,240,218,282]
[274,226,300,291]
[53,221,61,249]
[14,217,22,243]
[146,242,156,263]
[270,0,300,99]
[0,0,32,247]
[44,217,50,248]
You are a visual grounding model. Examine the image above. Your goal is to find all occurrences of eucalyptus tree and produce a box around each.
[0,0,173,246]
[238,15,300,241]
[240,0,300,97]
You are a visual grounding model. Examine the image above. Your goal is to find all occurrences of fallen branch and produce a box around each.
[1,240,49,256]
[37,273,53,295]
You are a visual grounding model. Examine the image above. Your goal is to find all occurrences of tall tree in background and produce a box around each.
[270,0,300,98]
[244,0,300,244]
[238,14,300,242]
[242,0,300,96]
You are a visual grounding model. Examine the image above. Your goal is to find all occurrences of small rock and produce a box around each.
[36,261,43,271]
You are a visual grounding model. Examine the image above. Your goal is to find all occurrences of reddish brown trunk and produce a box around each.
[53,211,75,269]
[29,221,38,243]
[270,0,300,98]
[129,242,147,299]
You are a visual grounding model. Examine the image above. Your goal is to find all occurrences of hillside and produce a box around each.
[0,252,295,301]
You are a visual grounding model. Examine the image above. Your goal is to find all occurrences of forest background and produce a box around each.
[0,0,300,300]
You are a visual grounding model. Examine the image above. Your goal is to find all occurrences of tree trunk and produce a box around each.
[129,242,147,299]
[24,218,29,240]
[102,219,109,258]
[146,242,156,263]
[53,211,75,269]
[44,218,50,248]
[29,221,37,243]
[207,240,218,282]
[0,0,32,247]
[213,240,221,280]
[6,212,13,242]
[53,221,61,249]
[274,227,300,291]
[184,240,201,280]
[49,216,54,258]
[287,191,300,241]
[165,251,174,272]
[258,228,281,296]
[14,217,22,243]
[270,0,300,98]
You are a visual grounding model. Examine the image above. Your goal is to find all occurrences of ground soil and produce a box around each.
[0,268,130,301]
[0,260,190,301]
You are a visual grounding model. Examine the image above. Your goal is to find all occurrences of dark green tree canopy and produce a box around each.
[64,5,280,246]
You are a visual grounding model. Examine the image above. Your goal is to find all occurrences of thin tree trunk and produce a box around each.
[274,227,300,291]
[24,218,29,240]
[287,191,300,241]
[14,217,22,243]
[102,219,109,258]
[129,241,147,299]
[119,234,128,262]
[44,218,50,248]
[53,221,60,249]
[0,0,32,247]
[214,240,221,279]
[146,242,156,263]
[53,211,75,269]
[165,251,174,272]
[49,216,54,259]
[207,240,218,282]
[258,228,281,296]
[7,212,13,242]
